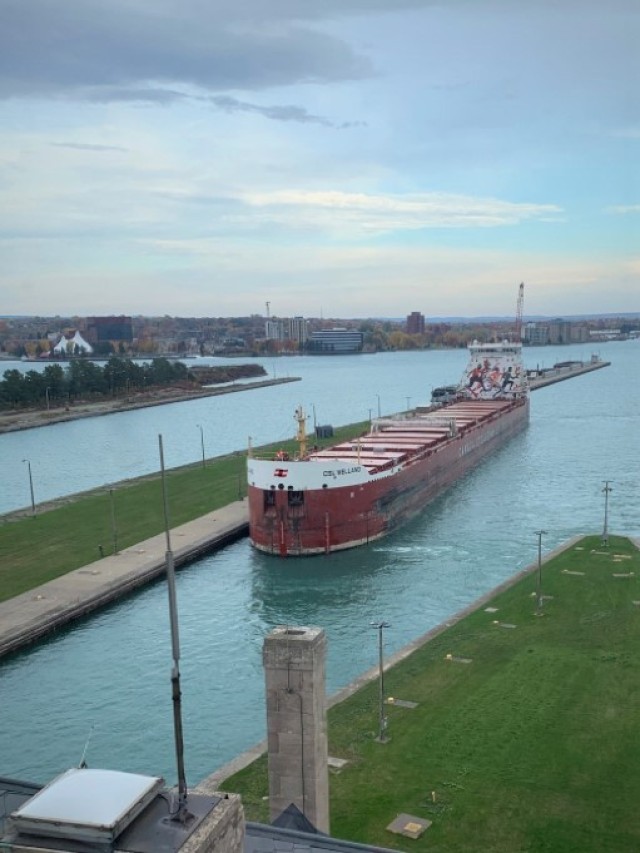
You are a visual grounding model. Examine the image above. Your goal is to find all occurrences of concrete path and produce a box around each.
[0,501,249,659]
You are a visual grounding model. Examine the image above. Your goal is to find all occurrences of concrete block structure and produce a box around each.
[263,626,329,833]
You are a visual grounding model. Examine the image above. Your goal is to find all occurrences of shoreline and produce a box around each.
[0,376,299,434]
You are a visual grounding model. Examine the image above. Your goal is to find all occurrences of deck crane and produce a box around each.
[514,282,525,342]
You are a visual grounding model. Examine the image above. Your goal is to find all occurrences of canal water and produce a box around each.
[0,342,638,786]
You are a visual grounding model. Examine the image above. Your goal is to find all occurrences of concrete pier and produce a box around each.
[529,358,610,390]
[0,501,248,659]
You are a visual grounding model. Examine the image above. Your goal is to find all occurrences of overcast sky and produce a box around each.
[1,0,638,318]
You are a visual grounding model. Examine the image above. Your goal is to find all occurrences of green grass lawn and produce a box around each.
[0,422,368,602]
[221,535,640,853]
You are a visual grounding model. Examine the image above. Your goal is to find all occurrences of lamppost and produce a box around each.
[371,621,390,742]
[376,395,381,418]
[22,459,36,517]
[602,481,613,547]
[535,530,547,614]
[197,424,206,469]
[406,396,411,411]
[109,488,119,554]
[45,386,51,411]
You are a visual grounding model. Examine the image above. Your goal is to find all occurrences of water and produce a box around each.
[0,342,638,785]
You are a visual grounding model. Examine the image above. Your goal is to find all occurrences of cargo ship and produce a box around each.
[247,339,529,556]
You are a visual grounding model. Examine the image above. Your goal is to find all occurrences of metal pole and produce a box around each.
[158,435,189,818]
[45,386,50,411]
[109,488,119,554]
[406,397,411,411]
[535,530,547,613]
[371,621,390,742]
[197,424,205,469]
[22,459,36,517]
[376,395,381,418]
[602,481,612,547]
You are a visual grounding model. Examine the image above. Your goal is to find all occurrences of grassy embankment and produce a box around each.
[222,535,640,853]
[0,421,368,602]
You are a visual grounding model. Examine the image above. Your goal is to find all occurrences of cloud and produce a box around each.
[51,142,129,153]
[605,205,640,215]
[0,0,376,101]
[238,190,563,233]
[206,95,365,128]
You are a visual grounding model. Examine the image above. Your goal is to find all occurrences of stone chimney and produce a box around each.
[262,626,329,833]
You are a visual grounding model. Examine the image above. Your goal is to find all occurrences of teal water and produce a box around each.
[0,342,638,786]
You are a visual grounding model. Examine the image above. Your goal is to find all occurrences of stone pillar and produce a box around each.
[262,626,329,833]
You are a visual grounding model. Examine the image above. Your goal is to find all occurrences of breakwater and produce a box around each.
[528,357,609,389]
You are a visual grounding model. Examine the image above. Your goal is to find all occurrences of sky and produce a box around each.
[0,0,638,319]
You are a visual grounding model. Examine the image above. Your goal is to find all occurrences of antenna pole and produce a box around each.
[159,435,189,818]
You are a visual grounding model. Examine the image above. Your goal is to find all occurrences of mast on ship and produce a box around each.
[295,406,307,458]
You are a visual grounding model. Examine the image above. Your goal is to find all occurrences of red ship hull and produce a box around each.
[248,397,529,557]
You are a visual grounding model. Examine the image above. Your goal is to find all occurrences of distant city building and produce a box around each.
[308,328,363,354]
[85,316,133,344]
[523,320,588,346]
[546,318,573,345]
[265,316,309,345]
[406,311,425,335]
[288,316,309,345]
[523,322,549,346]
[590,328,621,340]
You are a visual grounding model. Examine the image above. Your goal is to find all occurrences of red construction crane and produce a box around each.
[514,282,525,342]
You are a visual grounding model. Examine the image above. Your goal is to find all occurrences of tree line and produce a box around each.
[0,357,191,410]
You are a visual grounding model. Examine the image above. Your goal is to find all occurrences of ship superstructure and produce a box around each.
[247,340,529,557]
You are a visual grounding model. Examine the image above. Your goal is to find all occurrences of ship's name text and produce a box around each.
[323,466,362,478]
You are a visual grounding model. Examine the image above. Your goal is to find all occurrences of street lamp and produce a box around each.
[535,530,547,614]
[45,386,51,411]
[602,481,613,547]
[376,395,381,418]
[197,424,206,469]
[406,396,411,411]
[22,459,36,517]
[371,621,391,742]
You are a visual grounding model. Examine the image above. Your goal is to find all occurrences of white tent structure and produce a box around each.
[53,330,94,355]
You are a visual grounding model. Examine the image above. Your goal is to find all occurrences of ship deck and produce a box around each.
[307,399,518,474]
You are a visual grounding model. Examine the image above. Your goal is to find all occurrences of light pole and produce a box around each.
[22,459,36,517]
[602,481,613,547]
[406,396,411,411]
[197,424,206,469]
[376,394,381,418]
[109,488,119,554]
[371,621,390,742]
[535,530,547,613]
[45,386,51,411]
